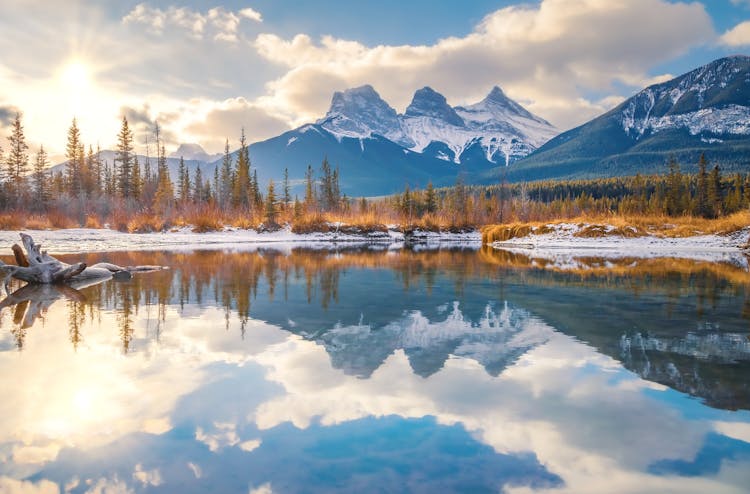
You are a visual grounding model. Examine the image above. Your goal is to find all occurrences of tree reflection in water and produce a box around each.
[0,246,749,410]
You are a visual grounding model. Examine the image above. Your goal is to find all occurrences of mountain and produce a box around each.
[169,143,221,163]
[240,124,457,197]
[501,55,750,182]
[318,84,558,168]
[219,84,557,197]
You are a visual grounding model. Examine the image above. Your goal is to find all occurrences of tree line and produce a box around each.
[0,112,344,229]
[1,110,748,231]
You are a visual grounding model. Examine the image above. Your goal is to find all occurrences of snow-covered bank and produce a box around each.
[0,227,482,255]
[490,223,750,269]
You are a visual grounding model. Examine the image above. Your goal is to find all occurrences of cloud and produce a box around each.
[185,98,292,151]
[720,21,750,46]
[0,105,19,126]
[122,3,262,42]
[239,8,263,23]
[252,0,715,130]
[0,477,59,494]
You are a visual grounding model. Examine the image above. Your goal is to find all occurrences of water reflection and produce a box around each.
[0,247,749,493]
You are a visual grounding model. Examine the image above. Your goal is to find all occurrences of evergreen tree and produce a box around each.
[132,154,143,200]
[154,144,174,211]
[282,167,290,211]
[6,112,29,200]
[424,181,437,214]
[32,145,49,206]
[304,164,316,211]
[695,153,710,218]
[318,157,339,211]
[665,157,684,216]
[264,179,277,225]
[65,118,83,196]
[177,156,187,202]
[115,116,135,198]
[220,139,233,207]
[252,170,262,208]
[744,173,750,208]
[708,164,722,218]
[232,129,251,208]
[193,166,204,203]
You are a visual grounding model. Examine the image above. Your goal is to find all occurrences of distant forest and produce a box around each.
[1,112,749,231]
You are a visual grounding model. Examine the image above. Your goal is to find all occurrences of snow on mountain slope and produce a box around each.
[317,85,412,146]
[318,84,558,166]
[620,55,750,139]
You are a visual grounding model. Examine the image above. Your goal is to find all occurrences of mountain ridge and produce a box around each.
[499,55,750,182]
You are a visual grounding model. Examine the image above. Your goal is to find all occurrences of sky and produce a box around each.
[0,0,749,162]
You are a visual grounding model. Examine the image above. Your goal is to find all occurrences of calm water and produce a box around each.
[1,246,749,493]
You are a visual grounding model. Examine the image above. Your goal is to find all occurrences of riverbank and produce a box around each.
[0,226,482,255]
[485,220,750,268]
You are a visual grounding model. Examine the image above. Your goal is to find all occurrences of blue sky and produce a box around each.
[0,0,748,159]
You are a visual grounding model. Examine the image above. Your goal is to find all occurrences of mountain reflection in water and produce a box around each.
[0,246,749,493]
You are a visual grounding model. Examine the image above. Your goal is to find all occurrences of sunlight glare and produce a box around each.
[60,61,91,89]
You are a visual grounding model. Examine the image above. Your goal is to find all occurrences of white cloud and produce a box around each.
[0,476,59,494]
[239,8,263,23]
[720,21,750,46]
[184,98,292,152]
[123,3,262,42]
[132,464,163,487]
[252,0,714,130]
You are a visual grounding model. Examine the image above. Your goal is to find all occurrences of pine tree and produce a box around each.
[665,157,684,216]
[115,116,135,198]
[424,181,437,214]
[319,157,337,211]
[282,167,290,211]
[708,164,722,218]
[252,169,262,208]
[134,154,144,200]
[695,153,710,218]
[193,166,204,203]
[6,112,29,200]
[220,139,233,207]
[32,145,49,206]
[304,164,315,211]
[744,173,750,209]
[154,144,174,212]
[232,129,251,208]
[264,179,277,226]
[65,118,83,196]
[177,156,187,202]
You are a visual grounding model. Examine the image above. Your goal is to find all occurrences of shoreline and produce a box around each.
[0,222,747,263]
[0,227,483,255]
[487,222,750,267]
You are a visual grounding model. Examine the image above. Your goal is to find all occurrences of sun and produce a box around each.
[60,61,91,89]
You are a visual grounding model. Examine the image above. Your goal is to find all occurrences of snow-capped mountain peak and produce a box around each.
[317,83,558,165]
[318,85,407,144]
[404,87,465,127]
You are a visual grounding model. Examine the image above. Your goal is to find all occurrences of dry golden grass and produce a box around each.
[482,211,750,244]
[23,215,52,230]
[481,222,553,243]
[127,212,169,233]
[291,214,330,234]
[84,215,102,229]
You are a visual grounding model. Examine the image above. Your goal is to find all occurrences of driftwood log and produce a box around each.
[0,233,166,294]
